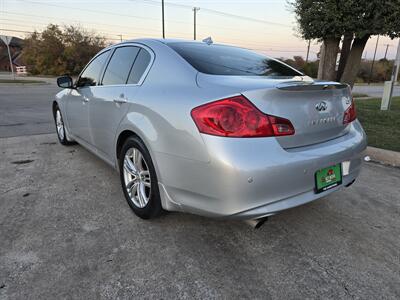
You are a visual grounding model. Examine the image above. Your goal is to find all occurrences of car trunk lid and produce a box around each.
[197,74,352,149]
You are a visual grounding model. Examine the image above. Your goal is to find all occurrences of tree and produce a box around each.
[292,0,400,87]
[22,24,106,76]
[340,0,400,86]
[283,56,319,78]
[292,0,345,81]
[336,32,353,81]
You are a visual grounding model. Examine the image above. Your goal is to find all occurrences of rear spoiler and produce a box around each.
[276,80,349,91]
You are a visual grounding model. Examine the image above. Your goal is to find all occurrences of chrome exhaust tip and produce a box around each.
[345,179,356,187]
[244,217,268,229]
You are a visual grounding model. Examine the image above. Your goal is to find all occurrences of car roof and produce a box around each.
[109,38,241,49]
[124,38,202,44]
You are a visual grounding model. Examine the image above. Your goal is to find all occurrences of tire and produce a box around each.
[54,105,74,145]
[119,136,163,219]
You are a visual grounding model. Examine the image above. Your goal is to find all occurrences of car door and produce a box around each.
[89,45,153,161]
[66,50,110,145]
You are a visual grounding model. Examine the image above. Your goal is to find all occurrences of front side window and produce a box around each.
[127,48,152,84]
[167,42,302,78]
[102,46,140,85]
[76,50,110,87]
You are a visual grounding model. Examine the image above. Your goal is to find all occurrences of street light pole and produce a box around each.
[193,7,200,40]
[161,0,165,39]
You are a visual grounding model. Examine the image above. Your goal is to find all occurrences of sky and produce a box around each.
[0,0,399,61]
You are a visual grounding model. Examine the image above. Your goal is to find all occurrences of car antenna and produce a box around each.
[202,37,213,45]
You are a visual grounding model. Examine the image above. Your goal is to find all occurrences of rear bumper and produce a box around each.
[156,120,367,219]
[232,165,360,219]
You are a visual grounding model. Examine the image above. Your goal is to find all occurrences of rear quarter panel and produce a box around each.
[115,41,220,171]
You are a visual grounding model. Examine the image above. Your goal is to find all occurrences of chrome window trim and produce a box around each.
[75,42,155,89]
[75,49,112,89]
[99,42,155,87]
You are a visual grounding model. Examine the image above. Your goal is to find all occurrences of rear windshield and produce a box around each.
[167,42,302,77]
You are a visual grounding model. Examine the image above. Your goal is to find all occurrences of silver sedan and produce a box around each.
[53,38,367,222]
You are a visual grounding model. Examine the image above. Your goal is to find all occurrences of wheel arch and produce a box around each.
[52,100,59,116]
[115,128,158,169]
[116,130,141,161]
[115,127,163,181]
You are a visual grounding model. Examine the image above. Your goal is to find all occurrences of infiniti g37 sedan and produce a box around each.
[53,38,367,221]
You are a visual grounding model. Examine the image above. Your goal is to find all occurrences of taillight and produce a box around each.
[191,95,295,138]
[343,98,356,125]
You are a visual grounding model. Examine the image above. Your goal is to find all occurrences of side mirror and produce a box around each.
[57,75,74,89]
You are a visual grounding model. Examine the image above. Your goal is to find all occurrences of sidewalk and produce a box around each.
[353,84,400,98]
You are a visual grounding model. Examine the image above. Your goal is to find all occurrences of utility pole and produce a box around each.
[118,34,122,42]
[305,40,311,63]
[384,44,390,60]
[161,0,165,39]
[394,39,400,84]
[193,7,200,40]
[368,35,380,85]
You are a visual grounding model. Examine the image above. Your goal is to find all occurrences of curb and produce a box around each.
[365,146,400,167]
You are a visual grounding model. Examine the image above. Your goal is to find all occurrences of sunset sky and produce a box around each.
[1,0,399,60]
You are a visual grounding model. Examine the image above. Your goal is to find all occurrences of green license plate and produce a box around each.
[315,164,342,193]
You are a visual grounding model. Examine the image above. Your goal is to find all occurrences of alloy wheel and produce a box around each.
[56,110,65,141]
[123,147,151,208]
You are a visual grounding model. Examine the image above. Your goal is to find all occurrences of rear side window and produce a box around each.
[102,46,140,85]
[77,50,110,87]
[168,42,302,77]
[127,49,151,84]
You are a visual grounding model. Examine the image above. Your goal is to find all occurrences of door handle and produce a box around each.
[113,98,128,104]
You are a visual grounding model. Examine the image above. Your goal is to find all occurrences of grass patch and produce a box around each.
[352,93,369,98]
[0,79,46,84]
[355,97,400,152]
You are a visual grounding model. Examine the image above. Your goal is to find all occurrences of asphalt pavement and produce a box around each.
[0,80,400,299]
[0,84,60,138]
[0,134,399,299]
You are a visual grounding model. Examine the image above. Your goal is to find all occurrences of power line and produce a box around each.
[1,12,308,50]
[130,0,291,27]
[1,11,164,33]
[0,12,192,38]
[16,0,188,25]
[0,28,34,34]
[1,19,315,53]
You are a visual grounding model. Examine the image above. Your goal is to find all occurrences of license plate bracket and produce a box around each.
[315,163,342,194]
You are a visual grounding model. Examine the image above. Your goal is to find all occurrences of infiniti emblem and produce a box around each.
[315,101,328,112]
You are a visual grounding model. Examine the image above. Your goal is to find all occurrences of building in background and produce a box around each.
[0,36,24,72]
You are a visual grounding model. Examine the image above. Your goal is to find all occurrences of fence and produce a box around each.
[16,66,27,76]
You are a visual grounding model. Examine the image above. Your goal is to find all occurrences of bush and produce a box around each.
[22,24,106,76]
[282,55,394,83]
[283,56,319,78]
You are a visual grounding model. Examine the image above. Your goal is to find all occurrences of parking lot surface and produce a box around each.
[0,84,60,138]
[0,133,399,299]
